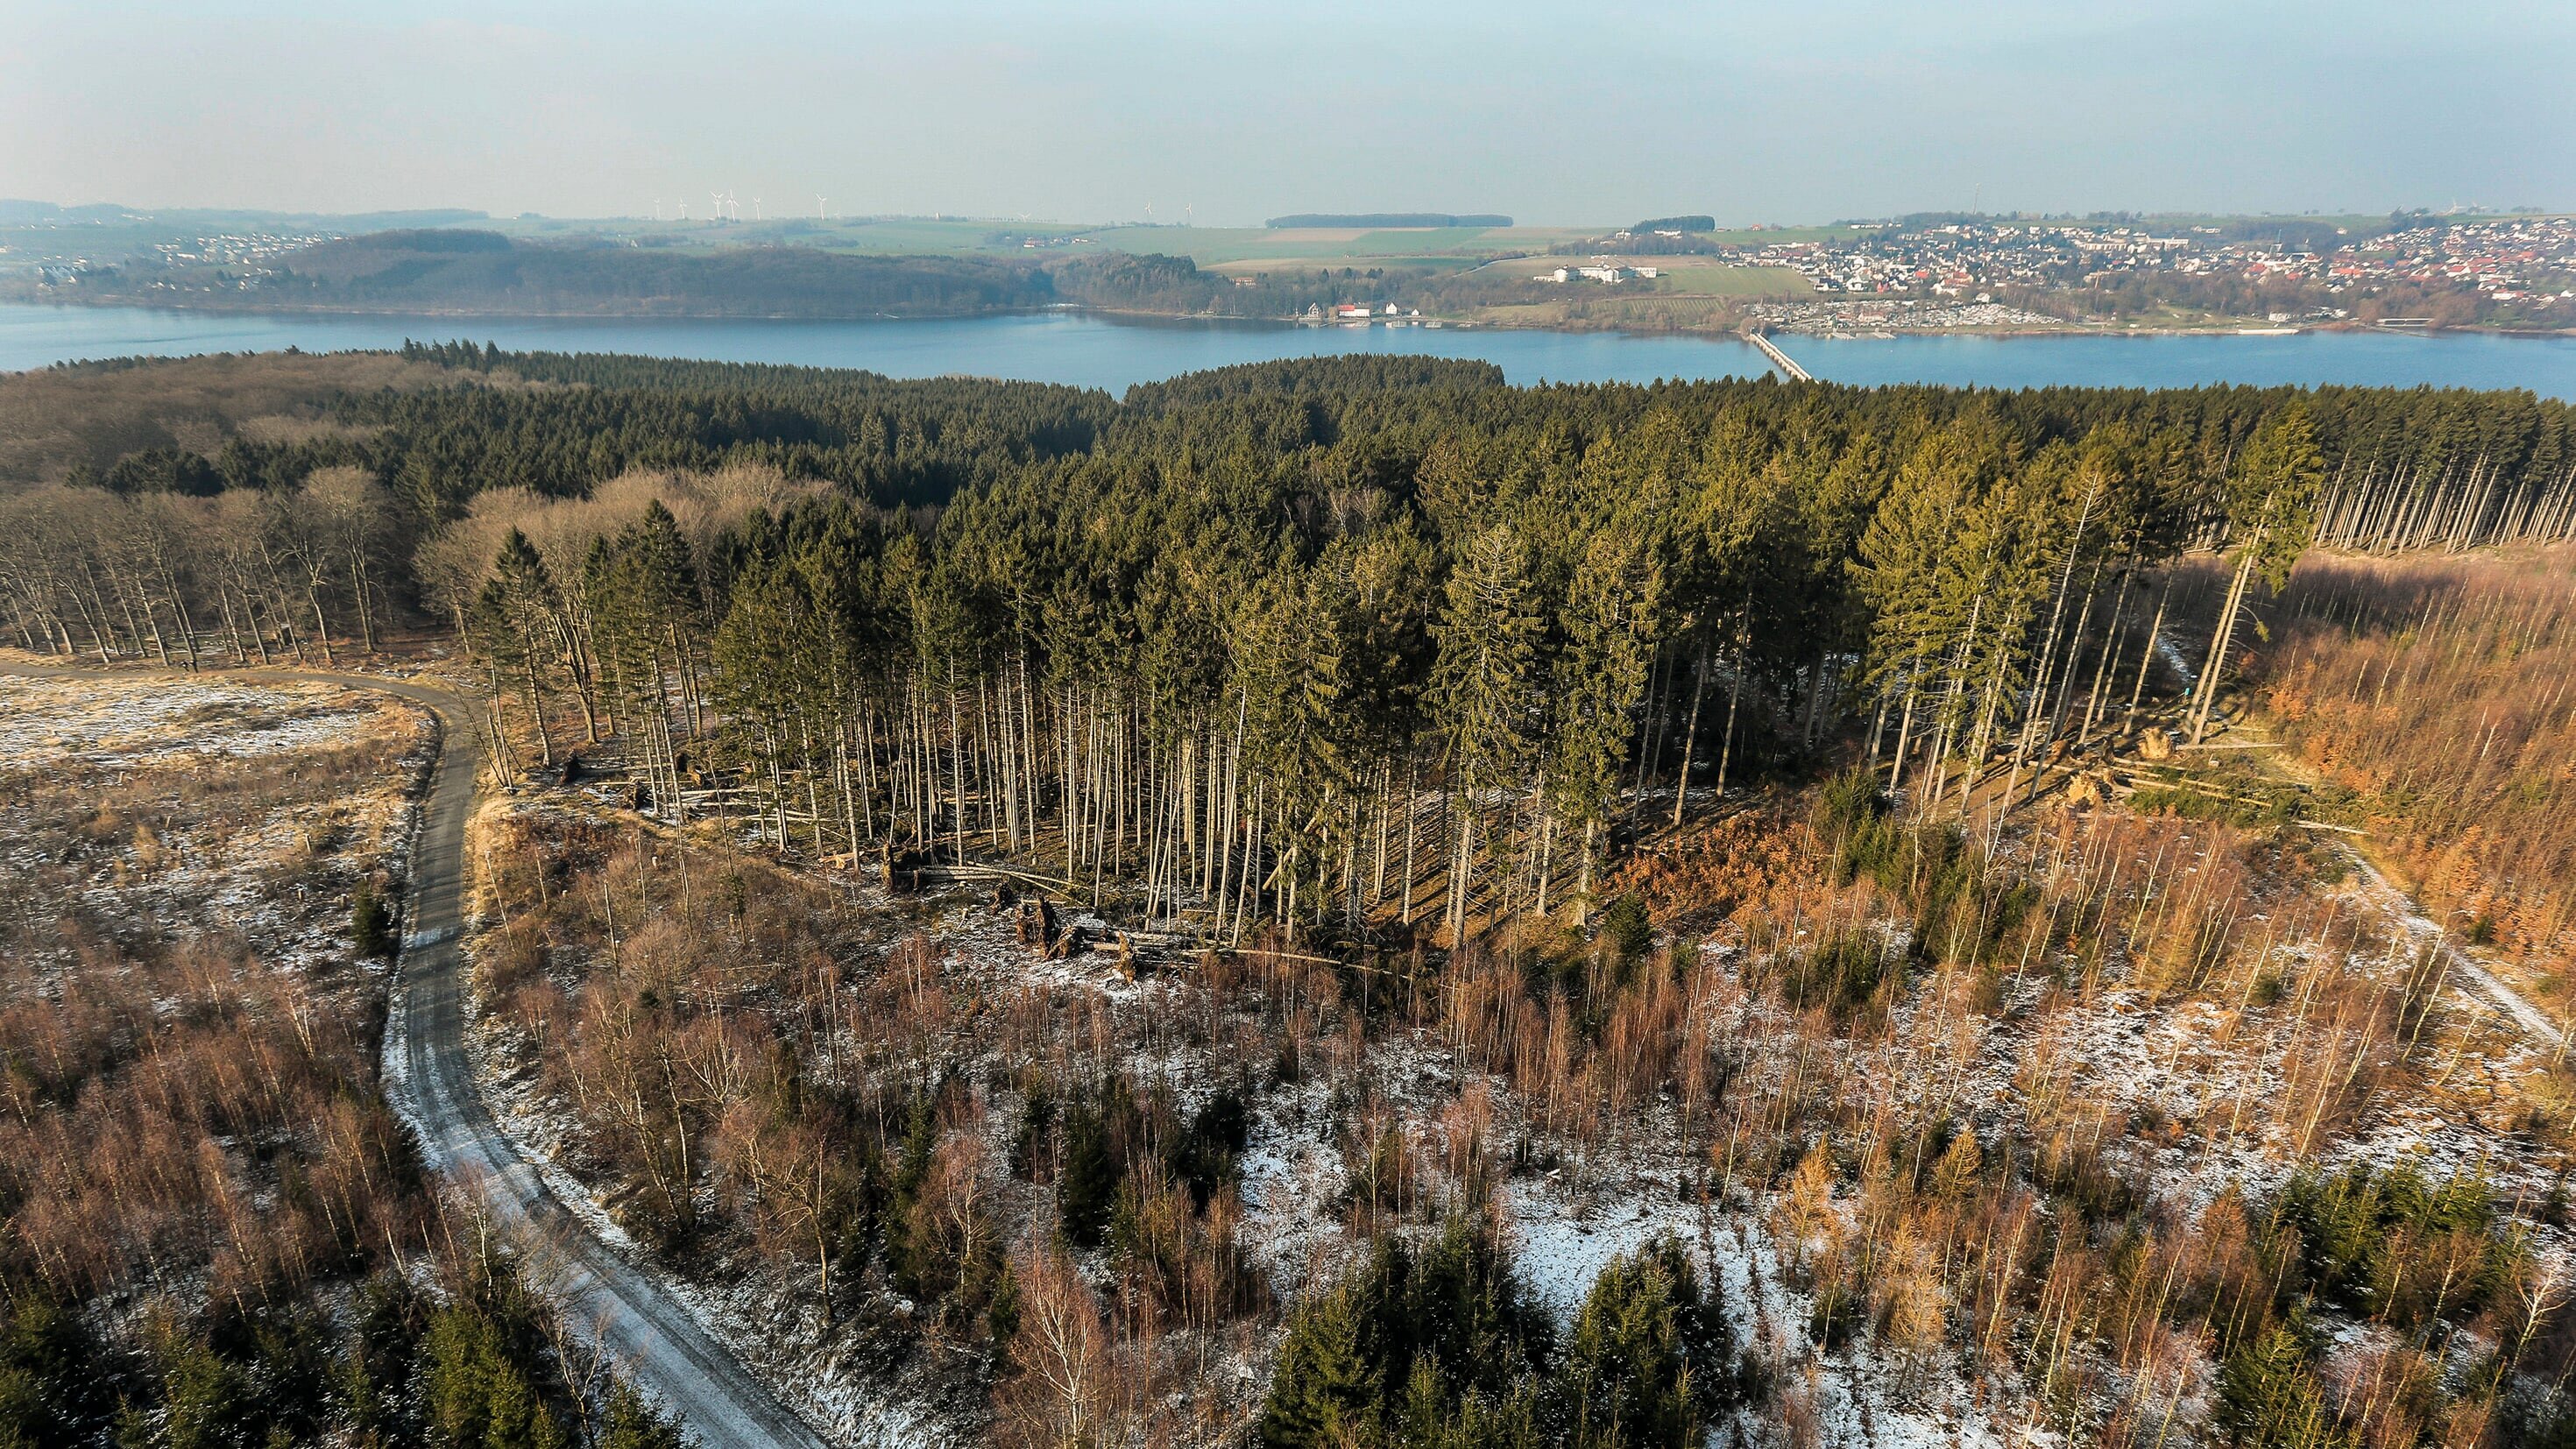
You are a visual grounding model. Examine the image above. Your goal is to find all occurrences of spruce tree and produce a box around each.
[1055,1080,1127,1250]
[2214,1315,2352,1449]
[1556,1235,1730,1449]
[597,1383,686,1449]
[0,1291,98,1449]
[1259,1281,1378,1449]
[1551,524,1662,917]
[2190,402,2327,743]
[1431,523,1546,946]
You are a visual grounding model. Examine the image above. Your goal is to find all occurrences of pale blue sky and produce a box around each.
[5,1,2570,225]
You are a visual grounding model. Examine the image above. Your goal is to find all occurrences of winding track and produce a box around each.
[2,664,826,1449]
[2131,642,2567,1054]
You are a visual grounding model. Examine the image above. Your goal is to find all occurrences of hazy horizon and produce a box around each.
[7,1,2572,229]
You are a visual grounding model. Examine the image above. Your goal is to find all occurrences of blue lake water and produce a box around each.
[5,302,2576,399]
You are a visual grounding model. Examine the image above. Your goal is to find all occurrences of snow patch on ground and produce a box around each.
[1505,1174,1702,1320]
[0,675,377,765]
[1237,1078,1358,1299]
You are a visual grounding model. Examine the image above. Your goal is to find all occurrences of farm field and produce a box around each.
[1083,223,1588,266]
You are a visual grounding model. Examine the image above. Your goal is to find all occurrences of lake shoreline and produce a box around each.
[8,300,2574,398]
[12,292,2574,346]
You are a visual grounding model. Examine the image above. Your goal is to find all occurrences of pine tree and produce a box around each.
[2190,403,2327,743]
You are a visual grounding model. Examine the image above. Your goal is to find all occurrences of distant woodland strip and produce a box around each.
[40,231,1567,322]
[1264,213,1513,229]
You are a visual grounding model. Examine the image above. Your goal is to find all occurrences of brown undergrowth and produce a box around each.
[2242,547,2576,981]
[0,675,667,1447]
[463,753,2576,1447]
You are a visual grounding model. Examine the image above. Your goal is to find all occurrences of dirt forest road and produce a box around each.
[1,662,828,1449]
[2329,825,2567,1049]
[2134,642,2567,1056]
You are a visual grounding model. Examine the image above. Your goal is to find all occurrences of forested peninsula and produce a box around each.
[25,230,1537,322]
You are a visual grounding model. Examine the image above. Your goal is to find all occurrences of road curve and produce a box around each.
[2334,841,2566,1048]
[2,663,827,1449]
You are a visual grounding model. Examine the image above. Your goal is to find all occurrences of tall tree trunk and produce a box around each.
[1668,633,1711,830]
[2190,547,2261,745]
[2127,576,2173,727]
[1714,625,1749,800]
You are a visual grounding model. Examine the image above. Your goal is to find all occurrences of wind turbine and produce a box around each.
[652,198,661,221]
[753,198,762,222]
[711,192,725,224]
[817,194,828,221]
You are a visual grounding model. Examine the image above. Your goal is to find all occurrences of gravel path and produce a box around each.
[3,662,828,1449]
[2141,639,2566,1054]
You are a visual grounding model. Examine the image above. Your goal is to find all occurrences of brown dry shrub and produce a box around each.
[2247,547,2576,969]
[1605,802,1813,935]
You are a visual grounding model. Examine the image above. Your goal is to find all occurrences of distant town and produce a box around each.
[6,201,2572,335]
[1702,214,2576,332]
[1728,216,2573,300]
[21,229,337,289]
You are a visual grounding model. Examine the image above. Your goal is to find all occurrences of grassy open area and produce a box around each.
[1085,223,1589,266]
[1464,295,1754,332]
[1447,255,1817,324]
[1693,223,1877,246]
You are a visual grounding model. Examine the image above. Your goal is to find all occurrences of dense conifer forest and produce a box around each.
[6,346,2574,944]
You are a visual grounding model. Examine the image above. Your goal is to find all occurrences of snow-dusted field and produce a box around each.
[0,673,381,765]
[1,673,428,978]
